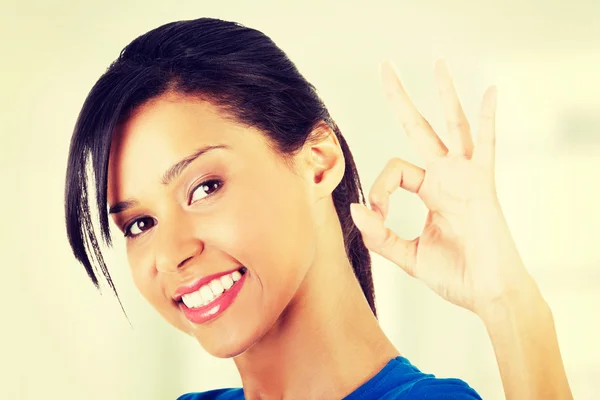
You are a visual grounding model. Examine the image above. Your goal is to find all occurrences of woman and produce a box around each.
[64,18,572,399]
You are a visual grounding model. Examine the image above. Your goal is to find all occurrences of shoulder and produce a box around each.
[346,356,482,400]
[399,377,482,399]
[177,388,243,400]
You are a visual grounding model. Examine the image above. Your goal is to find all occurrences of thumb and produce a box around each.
[350,203,418,276]
[350,203,385,240]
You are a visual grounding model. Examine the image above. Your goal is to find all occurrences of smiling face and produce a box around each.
[107,92,321,357]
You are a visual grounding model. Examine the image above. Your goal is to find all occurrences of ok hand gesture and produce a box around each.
[351,60,534,317]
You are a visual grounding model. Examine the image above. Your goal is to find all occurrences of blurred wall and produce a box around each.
[4,0,599,399]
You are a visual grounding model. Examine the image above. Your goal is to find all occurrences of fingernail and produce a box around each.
[350,203,368,230]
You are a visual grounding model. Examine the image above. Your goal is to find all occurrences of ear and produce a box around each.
[298,121,345,200]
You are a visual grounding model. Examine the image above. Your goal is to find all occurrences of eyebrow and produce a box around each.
[108,144,229,215]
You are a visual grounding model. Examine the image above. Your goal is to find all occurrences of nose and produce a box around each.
[154,211,204,273]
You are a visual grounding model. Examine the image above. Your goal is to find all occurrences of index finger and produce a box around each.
[381,61,448,164]
[368,157,426,220]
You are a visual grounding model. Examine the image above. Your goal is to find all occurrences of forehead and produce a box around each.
[113,93,239,155]
[106,93,262,204]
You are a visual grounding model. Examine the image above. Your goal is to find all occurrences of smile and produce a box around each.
[177,267,247,324]
[181,268,244,308]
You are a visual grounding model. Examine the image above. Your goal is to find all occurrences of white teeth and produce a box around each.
[220,274,234,290]
[190,290,203,306]
[210,279,224,296]
[181,294,194,308]
[181,269,244,309]
[199,285,214,304]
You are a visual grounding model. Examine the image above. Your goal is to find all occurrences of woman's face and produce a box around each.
[107,93,320,357]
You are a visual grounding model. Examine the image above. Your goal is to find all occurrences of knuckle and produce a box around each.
[368,190,382,206]
[401,118,429,132]
[388,157,403,167]
[450,119,470,131]
[386,157,400,170]
[381,228,396,250]
[387,157,406,174]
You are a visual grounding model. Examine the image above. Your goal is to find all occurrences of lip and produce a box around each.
[172,266,243,301]
[179,271,247,324]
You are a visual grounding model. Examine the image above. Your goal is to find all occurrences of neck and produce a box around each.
[232,249,399,399]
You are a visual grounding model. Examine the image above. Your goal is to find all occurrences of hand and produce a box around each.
[350,60,536,317]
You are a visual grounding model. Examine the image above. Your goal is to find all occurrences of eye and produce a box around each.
[190,179,223,204]
[124,217,156,238]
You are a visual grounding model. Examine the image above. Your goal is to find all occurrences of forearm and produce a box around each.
[479,282,573,400]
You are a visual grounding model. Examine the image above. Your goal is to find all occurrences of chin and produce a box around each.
[193,327,264,359]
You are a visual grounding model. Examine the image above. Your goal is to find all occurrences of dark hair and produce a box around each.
[65,17,376,316]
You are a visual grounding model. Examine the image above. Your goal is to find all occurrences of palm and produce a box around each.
[413,156,488,309]
[350,60,526,313]
[415,209,468,304]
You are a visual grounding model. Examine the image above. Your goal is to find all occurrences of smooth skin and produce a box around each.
[107,95,400,399]
[106,59,573,399]
[350,60,573,399]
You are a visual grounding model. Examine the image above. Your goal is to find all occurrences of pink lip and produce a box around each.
[173,266,243,301]
[179,271,247,324]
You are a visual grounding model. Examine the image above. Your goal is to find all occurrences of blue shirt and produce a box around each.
[177,356,482,399]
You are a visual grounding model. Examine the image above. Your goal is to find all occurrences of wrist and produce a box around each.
[476,277,549,328]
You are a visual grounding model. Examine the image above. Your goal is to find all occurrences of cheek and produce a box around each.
[127,245,189,331]
[218,176,317,294]
[127,245,163,308]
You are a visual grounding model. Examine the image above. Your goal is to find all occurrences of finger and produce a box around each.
[472,86,497,170]
[381,61,448,165]
[434,60,474,158]
[350,203,418,275]
[368,157,425,219]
